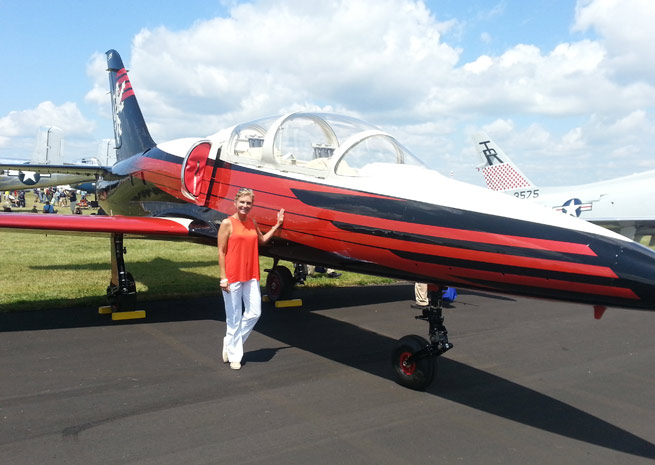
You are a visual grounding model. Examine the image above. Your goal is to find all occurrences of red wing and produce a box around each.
[0,213,193,237]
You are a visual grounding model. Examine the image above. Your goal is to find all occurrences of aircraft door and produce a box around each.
[181,141,213,205]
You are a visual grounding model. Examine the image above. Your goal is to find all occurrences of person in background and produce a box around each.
[69,189,77,214]
[412,283,457,309]
[306,265,341,278]
[43,201,56,213]
[412,283,429,309]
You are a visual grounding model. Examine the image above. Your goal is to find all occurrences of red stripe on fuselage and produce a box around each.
[303,227,617,278]
[330,210,596,257]
[281,230,638,300]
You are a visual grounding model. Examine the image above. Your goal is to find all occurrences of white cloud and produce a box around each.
[85,53,113,118]
[0,101,96,158]
[124,0,460,139]
[573,0,655,80]
[0,102,95,139]
[115,0,652,186]
[481,118,514,136]
[3,0,655,185]
[464,55,493,74]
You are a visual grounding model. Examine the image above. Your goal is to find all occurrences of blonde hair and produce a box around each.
[234,188,255,202]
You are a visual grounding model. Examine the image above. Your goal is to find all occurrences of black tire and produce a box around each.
[391,335,435,390]
[266,266,294,302]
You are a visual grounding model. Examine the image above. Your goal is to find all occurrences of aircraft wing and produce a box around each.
[0,163,116,190]
[0,163,113,178]
[0,213,213,238]
[590,218,655,238]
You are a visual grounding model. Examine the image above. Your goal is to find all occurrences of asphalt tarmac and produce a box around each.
[1,284,653,465]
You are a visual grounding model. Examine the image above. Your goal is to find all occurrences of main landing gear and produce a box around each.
[392,286,453,390]
[104,233,141,319]
[265,259,295,302]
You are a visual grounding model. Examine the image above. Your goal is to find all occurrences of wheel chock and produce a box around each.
[274,298,302,308]
[111,310,146,321]
[98,305,113,315]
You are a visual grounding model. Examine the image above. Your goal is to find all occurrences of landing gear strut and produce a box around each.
[106,233,137,312]
[392,286,453,390]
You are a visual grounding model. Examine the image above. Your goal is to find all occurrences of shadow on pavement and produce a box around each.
[1,284,652,459]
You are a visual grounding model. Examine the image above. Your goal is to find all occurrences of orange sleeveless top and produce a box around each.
[225,216,260,282]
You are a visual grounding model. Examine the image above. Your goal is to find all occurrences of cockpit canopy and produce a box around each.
[225,112,425,177]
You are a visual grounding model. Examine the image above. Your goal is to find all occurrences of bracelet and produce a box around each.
[220,278,228,284]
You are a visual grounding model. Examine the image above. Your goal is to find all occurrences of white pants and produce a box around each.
[222,279,261,363]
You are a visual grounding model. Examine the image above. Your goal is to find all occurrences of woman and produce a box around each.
[218,188,284,370]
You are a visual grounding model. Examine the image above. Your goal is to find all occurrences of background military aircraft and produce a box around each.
[0,127,114,192]
[473,132,655,242]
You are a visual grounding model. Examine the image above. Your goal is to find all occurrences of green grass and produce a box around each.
[1,191,394,311]
[0,230,393,312]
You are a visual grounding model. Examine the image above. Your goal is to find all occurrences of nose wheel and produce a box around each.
[391,287,453,390]
[392,335,435,390]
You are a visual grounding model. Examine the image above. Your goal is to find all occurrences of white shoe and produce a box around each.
[230,362,241,370]
[222,346,228,363]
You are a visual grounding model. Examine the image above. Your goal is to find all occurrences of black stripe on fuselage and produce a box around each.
[292,188,600,244]
[391,249,615,285]
[333,221,595,264]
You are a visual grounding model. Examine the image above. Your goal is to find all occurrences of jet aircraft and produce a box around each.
[473,132,655,241]
[1,50,655,390]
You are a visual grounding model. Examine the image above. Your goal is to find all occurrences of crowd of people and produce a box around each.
[2,187,88,214]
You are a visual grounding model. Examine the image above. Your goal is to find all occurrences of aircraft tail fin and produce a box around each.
[31,126,63,164]
[472,132,535,191]
[106,50,156,162]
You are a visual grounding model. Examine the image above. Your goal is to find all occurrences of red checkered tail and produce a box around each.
[472,132,535,192]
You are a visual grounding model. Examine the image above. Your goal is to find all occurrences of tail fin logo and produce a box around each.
[478,140,504,166]
[473,132,534,191]
[112,68,135,148]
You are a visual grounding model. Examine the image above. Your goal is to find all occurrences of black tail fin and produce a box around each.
[106,49,156,161]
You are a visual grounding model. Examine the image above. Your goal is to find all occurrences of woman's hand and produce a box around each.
[276,208,285,226]
[220,278,229,292]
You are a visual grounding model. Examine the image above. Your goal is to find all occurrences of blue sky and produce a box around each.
[0,0,227,112]
[1,0,653,186]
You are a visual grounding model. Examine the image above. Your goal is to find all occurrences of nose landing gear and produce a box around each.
[392,286,453,390]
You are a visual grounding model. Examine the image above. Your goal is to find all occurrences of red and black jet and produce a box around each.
[1,49,654,389]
